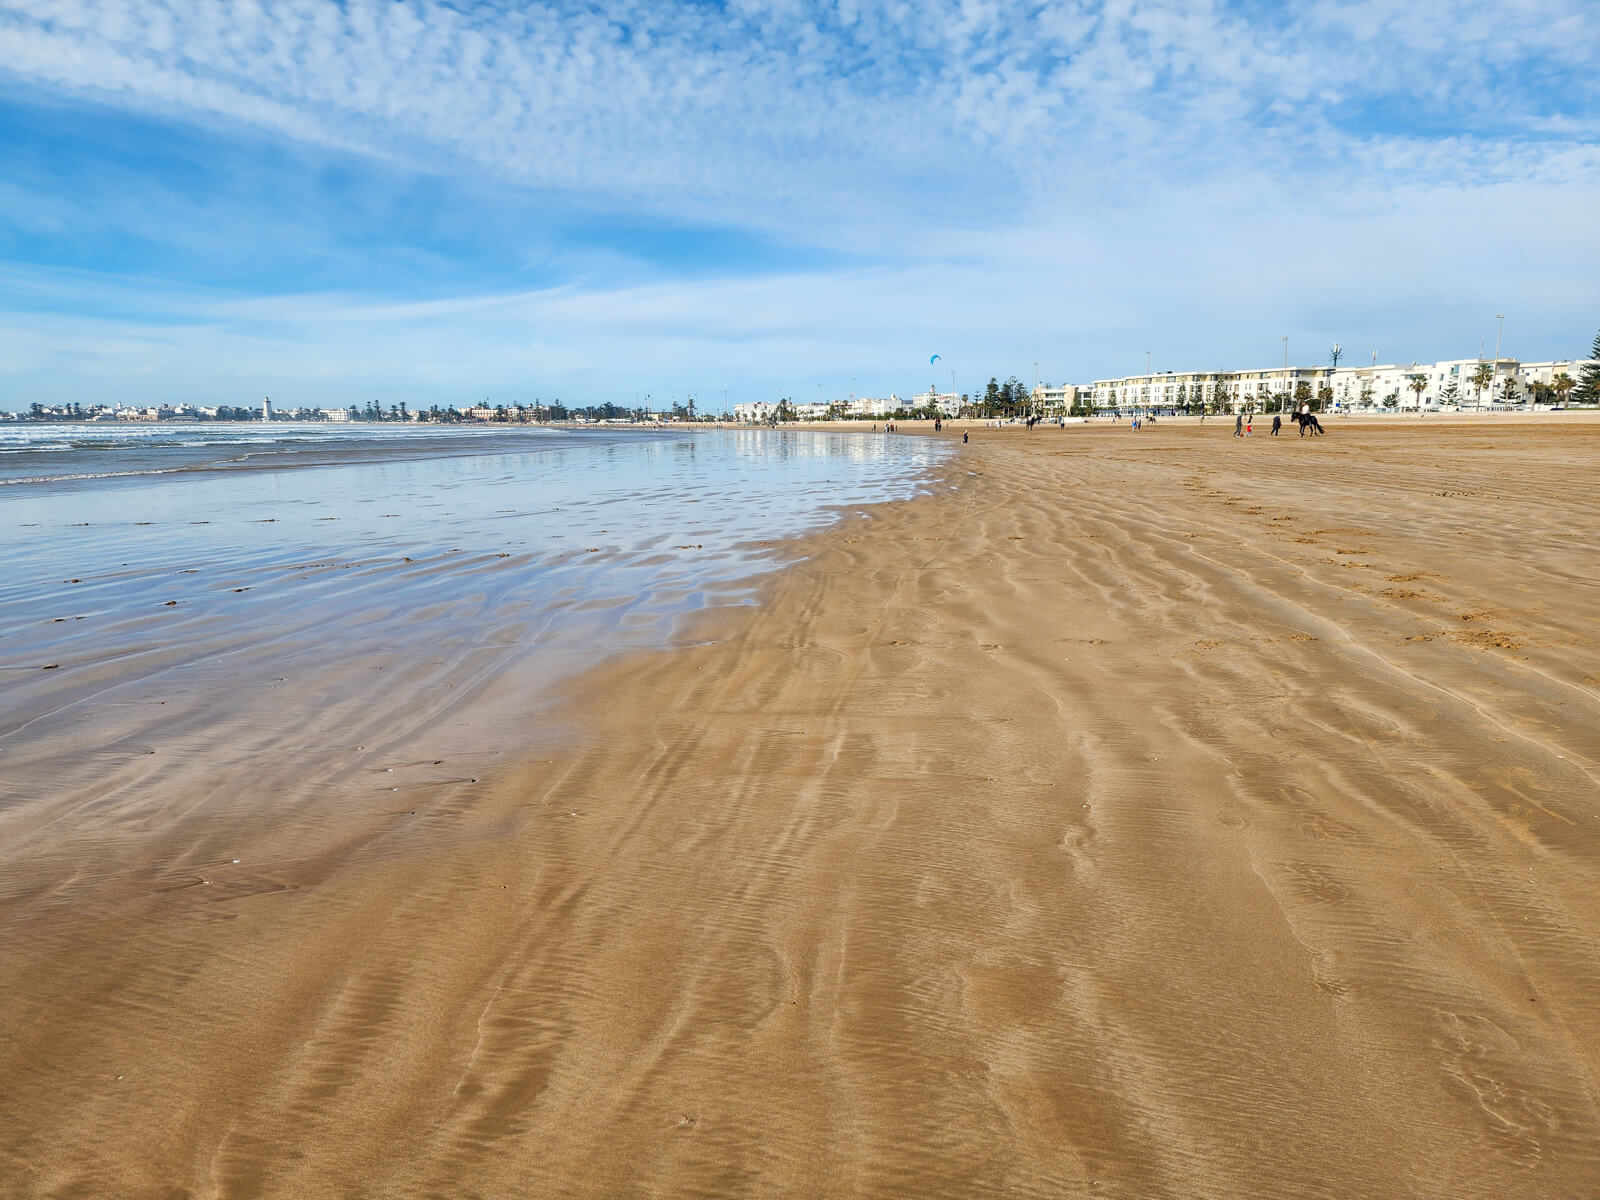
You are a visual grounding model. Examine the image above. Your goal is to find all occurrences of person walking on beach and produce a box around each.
[962,430,969,444]
[1234,413,1243,437]
[1272,414,1282,436]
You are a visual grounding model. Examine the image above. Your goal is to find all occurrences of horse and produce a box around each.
[1293,411,1325,436]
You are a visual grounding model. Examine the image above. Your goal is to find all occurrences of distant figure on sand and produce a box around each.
[962,431,969,444]
[1234,414,1243,438]
[1272,414,1282,436]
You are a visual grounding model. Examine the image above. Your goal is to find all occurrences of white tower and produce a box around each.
[262,396,272,422]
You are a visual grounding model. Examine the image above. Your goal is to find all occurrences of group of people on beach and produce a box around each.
[1236,403,1325,438]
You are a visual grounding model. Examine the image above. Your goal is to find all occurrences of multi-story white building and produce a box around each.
[1517,360,1588,398]
[909,390,962,417]
[1033,385,1082,413]
[735,399,854,422]
[843,395,900,417]
[732,401,776,423]
[1335,358,1589,409]
[1085,357,1593,413]
[1091,369,1265,412]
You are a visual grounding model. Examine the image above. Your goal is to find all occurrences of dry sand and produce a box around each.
[3,419,1600,1197]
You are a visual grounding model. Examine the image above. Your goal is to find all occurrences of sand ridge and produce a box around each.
[2,420,1599,1197]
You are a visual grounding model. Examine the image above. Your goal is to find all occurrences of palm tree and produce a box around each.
[1552,372,1574,406]
[1407,374,1428,409]
[1471,361,1494,408]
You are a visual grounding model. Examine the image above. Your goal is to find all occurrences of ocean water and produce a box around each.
[0,423,950,823]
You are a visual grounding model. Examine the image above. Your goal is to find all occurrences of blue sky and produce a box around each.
[1,0,1596,410]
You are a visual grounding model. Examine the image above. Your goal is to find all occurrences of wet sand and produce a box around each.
[4,420,1600,1197]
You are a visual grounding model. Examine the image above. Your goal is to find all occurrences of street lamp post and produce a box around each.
[1280,337,1289,414]
[1493,313,1507,408]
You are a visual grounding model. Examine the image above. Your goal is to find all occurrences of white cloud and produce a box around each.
[3,0,1594,244]
[0,0,1595,403]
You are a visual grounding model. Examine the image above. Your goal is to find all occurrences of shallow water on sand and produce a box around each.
[0,424,949,820]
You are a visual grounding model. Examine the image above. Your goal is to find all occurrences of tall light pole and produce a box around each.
[1493,313,1505,405]
[1280,337,1289,413]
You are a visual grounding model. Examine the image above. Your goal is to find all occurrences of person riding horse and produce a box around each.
[1292,410,1325,436]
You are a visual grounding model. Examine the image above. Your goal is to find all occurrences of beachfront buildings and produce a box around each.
[1083,357,1592,413]
[849,395,905,417]
[732,395,909,422]
[1092,371,1246,412]
[732,401,777,423]
[1034,384,1084,413]
[909,390,963,418]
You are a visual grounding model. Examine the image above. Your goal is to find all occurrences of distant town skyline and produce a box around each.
[2,0,1597,410]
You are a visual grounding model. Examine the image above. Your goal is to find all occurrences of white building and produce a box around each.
[1032,385,1082,413]
[1327,365,1413,409]
[1091,370,1258,412]
[733,401,777,423]
[1332,358,1590,410]
[909,390,962,417]
[844,395,900,417]
[1087,356,1594,413]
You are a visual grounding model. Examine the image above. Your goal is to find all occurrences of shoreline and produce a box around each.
[3,422,1599,1196]
[9,407,1597,436]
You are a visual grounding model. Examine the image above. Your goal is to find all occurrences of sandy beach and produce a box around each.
[3,418,1599,1197]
